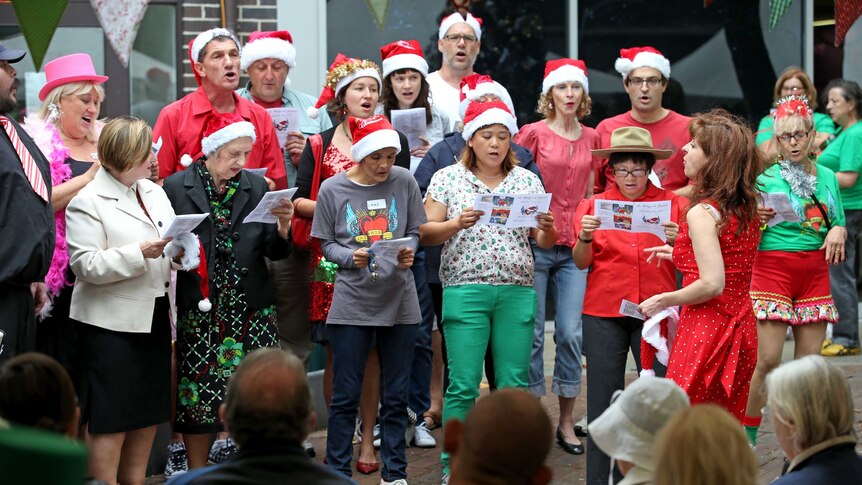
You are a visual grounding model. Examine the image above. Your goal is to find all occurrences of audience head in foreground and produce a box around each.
[444,389,553,485]
[653,404,757,485]
[0,352,79,437]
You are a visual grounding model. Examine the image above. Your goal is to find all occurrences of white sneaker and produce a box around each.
[372,423,382,448]
[380,479,408,485]
[412,421,436,448]
[441,473,450,485]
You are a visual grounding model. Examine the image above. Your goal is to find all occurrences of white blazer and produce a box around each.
[67,168,176,333]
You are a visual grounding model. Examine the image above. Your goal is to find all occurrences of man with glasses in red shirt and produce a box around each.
[595,47,691,196]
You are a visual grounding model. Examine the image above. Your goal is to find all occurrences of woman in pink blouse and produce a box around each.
[514,59,599,455]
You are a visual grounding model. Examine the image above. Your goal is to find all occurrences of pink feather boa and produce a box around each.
[23,116,72,297]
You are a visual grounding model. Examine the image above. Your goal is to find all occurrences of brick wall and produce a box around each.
[180,0,278,93]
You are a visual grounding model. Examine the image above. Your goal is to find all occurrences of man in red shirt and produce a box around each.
[154,28,286,189]
[595,47,690,194]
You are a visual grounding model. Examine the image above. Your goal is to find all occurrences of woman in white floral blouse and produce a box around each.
[421,100,558,477]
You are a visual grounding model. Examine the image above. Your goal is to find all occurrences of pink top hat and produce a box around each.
[39,53,109,101]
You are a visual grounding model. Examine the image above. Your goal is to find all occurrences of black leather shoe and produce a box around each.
[556,427,584,455]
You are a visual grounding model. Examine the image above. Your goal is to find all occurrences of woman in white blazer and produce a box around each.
[66,116,175,485]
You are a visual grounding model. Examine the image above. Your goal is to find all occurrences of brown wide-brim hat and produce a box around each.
[592,126,673,160]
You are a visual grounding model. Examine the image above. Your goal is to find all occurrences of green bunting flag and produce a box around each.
[11,0,69,70]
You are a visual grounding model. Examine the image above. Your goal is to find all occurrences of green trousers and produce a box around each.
[440,284,536,472]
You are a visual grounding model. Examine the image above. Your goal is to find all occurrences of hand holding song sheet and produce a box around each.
[472,193,552,228]
[369,237,413,265]
[242,188,298,224]
[759,192,802,227]
[593,199,671,241]
[267,107,300,147]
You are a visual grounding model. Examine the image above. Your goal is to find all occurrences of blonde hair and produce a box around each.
[766,355,857,452]
[38,81,105,143]
[653,405,757,485]
[97,116,152,174]
[537,89,592,120]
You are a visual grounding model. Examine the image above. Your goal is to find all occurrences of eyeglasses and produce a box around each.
[613,169,649,178]
[627,77,662,88]
[777,130,810,143]
[781,86,804,93]
[444,34,478,44]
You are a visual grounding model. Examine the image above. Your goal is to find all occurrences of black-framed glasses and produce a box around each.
[444,34,478,44]
[627,77,662,88]
[613,169,649,178]
[777,130,810,143]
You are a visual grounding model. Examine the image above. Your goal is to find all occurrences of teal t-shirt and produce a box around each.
[755,111,836,146]
[757,163,845,252]
[818,122,862,210]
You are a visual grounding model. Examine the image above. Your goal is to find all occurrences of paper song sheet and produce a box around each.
[164,213,209,238]
[760,192,802,227]
[594,199,671,241]
[369,237,413,265]
[390,108,427,149]
[242,188,298,224]
[472,193,552,228]
[267,107,300,147]
[619,299,646,320]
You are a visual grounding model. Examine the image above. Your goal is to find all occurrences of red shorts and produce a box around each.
[750,250,838,325]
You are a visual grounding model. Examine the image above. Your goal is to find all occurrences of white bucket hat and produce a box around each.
[589,377,689,470]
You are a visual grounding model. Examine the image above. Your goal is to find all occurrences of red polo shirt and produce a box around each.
[574,184,686,318]
[154,86,286,189]
[594,110,691,193]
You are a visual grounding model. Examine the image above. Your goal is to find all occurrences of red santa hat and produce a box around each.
[458,73,516,119]
[240,30,297,71]
[180,112,256,166]
[195,239,211,312]
[614,46,671,79]
[307,54,381,120]
[542,58,589,94]
[349,114,402,162]
[188,28,241,85]
[380,39,428,78]
[461,99,518,141]
[438,12,483,40]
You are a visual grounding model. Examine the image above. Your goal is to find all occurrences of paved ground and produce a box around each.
[150,327,862,484]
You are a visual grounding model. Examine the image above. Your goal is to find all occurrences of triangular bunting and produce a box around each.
[365,0,392,31]
[90,0,150,68]
[835,0,862,47]
[769,0,795,30]
[10,0,69,70]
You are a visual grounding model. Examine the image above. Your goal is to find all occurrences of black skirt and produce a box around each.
[78,295,171,433]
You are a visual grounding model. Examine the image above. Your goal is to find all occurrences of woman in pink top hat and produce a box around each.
[22,52,110,391]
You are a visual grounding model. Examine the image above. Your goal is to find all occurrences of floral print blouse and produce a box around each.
[426,163,545,288]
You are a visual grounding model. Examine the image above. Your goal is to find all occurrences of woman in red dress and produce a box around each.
[639,110,763,420]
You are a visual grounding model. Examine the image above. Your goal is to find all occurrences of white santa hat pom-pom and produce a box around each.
[307,106,320,120]
[198,298,212,312]
[180,154,193,167]
[639,369,656,378]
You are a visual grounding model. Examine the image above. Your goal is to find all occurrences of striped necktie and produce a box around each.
[1,115,49,202]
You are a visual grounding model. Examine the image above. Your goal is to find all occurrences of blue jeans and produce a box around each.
[831,209,862,348]
[326,324,417,480]
[529,245,587,398]
[408,248,434,418]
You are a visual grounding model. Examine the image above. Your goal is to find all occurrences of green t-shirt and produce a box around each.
[818,122,862,210]
[755,111,836,146]
[757,163,845,252]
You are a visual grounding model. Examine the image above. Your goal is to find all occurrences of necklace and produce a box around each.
[341,121,353,142]
[473,168,503,179]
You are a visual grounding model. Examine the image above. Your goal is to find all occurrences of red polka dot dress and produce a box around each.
[666,203,761,420]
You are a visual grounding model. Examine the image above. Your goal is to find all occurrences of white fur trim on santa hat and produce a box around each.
[462,107,519,141]
[164,232,201,271]
[438,12,482,40]
[334,68,381,97]
[382,53,429,78]
[615,51,671,79]
[240,36,297,71]
[180,154,194,167]
[201,121,257,156]
[542,64,589,94]
[458,81,516,120]
[191,28,240,62]
[639,369,656,378]
[350,129,402,162]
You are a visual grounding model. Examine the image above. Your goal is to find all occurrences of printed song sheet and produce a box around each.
[242,188,298,224]
[390,108,427,149]
[369,237,413,264]
[760,192,802,227]
[267,107,300,147]
[593,199,671,241]
[472,193,552,228]
[164,214,209,238]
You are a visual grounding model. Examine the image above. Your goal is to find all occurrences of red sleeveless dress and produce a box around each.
[666,203,761,420]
